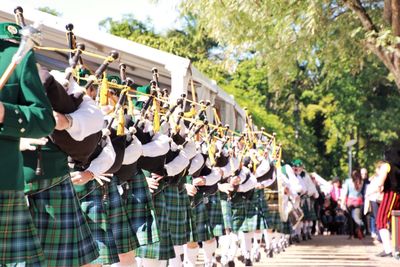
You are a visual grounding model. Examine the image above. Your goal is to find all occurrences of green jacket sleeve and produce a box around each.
[0,50,55,138]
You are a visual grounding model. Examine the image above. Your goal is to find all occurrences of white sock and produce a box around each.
[379,229,392,254]
[183,244,198,267]
[112,262,137,267]
[218,235,230,264]
[202,239,217,264]
[137,258,167,267]
[263,230,271,249]
[168,245,183,266]
[253,231,262,248]
[303,221,308,234]
[228,233,239,261]
[240,232,253,259]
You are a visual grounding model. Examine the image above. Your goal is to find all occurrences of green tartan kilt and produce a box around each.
[267,209,283,232]
[135,185,175,260]
[301,195,317,221]
[191,196,214,242]
[220,193,233,230]
[264,190,283,232]
[27,176,99,267]
[105,176,139,254]
[75,181,120,265]
[180,188,198,242]
[281,221,293,235]
[244,194,258,232]
[121,171,159,246]
[231,195,248,233]
[206,193,224,237]
[0,191,47,267]
[164,185,188,245]
[252,189,269,230]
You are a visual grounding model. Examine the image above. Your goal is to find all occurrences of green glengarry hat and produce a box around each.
[133,84,151,110]
[78,68,91,86]
[0,23,21,41]
[107,75,121,85]
[291,159,303,167]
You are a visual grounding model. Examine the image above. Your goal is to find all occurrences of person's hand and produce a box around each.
[146,174,163,193]
[70,171,94,185]
[193,177,206,186]
[218,183,234,194]
[230,176,241,186]
[185,184,197,196]
[53,111,71,130]
[19,137,48,151]
[255,183,264,189]
[284,186,290,195]
[0,102,4,123]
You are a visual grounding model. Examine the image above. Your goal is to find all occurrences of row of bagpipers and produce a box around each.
[0,6,314,267]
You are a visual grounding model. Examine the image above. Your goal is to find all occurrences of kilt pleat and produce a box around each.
[0,191,47,267]
[77,181,120,265]
[105,176,139,254]
[28,177,99,267]
[264,190,283,232]
[206,193,224,237]
[164,186,187,245]
[301,195,317,221]
[121,171,159,246]
[193,201,214,242]
[220,193,233,230]
[135,185,175,260]
[281,221,293,235]
[180,188,198,242]
[231,194,255,233]
[252,189,269,231]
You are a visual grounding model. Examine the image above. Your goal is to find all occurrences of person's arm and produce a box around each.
[0,51,55,137]
[340,181,348,209]
[374,163,390,188]
[86,136,116,176]
[204,167,222,186]
[65,95,104,141]
[237,175,257,192]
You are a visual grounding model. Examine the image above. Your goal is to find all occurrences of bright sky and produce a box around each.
[6,0,183,33]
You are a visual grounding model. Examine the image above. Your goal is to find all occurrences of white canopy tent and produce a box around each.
[0,3,246,130]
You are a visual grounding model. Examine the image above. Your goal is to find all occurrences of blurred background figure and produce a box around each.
[341,170,364,240]
[361,168,371,236]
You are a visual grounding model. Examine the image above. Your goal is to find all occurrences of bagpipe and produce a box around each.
[7,7,288,210]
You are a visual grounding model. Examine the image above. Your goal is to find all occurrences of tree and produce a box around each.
[181,0,400,91]
[38,6,61,17]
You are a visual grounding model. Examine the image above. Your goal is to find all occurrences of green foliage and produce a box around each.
[38,6,61,17]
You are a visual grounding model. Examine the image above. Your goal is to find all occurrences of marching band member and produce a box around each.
[23,69,103,267]
[291,159,319,241]
[0,21,55,267]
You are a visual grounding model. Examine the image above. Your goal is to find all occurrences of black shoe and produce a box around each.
[227,261,235,267]
[307,233,312,240]
[245,258,253,266]
[376,251,393,257]
[302,233,307,241]
[237,255,245,263]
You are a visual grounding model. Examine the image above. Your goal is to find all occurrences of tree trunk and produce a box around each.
[384,0,392,25]
[344,0,400,92]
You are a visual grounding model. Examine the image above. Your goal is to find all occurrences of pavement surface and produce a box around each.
[196,234,400,267]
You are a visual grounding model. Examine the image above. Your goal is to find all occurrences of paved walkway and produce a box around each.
[197,235,399,266]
